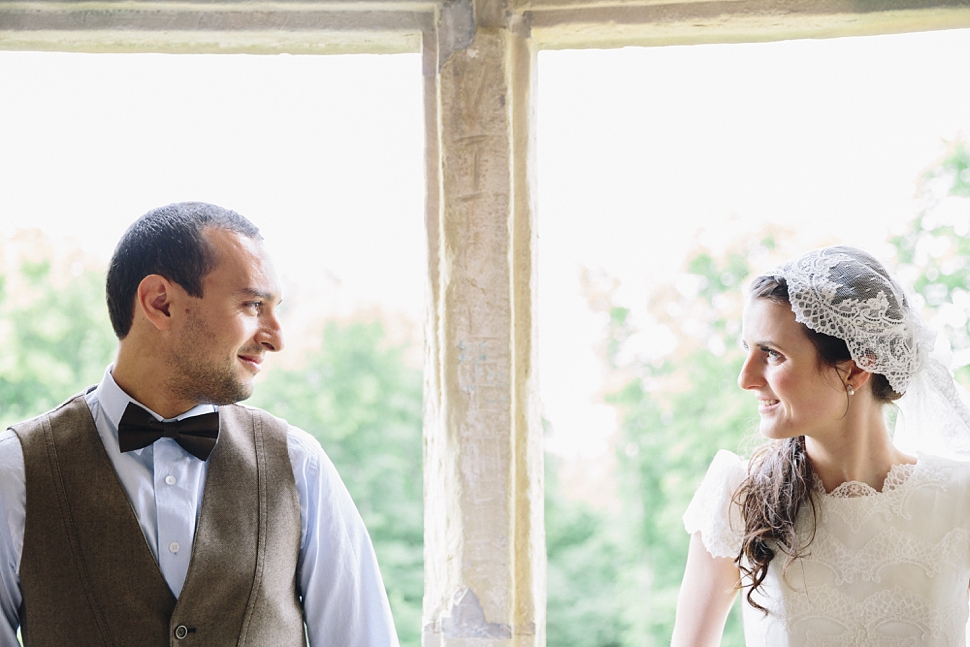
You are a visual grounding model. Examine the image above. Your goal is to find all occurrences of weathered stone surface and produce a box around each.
[422,14,544,647]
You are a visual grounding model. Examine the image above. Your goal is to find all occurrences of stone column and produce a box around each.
[422,0,544,644]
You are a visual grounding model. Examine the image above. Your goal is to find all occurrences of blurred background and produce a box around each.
[2,27,970,646]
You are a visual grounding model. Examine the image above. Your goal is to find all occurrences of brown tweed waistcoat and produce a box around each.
[11,395,306,647]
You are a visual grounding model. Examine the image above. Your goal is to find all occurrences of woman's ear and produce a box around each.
[840,359,872,393]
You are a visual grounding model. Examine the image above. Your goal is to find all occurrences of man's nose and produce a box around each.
[257,314,284,352]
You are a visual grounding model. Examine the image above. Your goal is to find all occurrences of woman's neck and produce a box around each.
[805,407,915,493]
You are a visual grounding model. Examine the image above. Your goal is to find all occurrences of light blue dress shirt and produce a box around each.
[0,368,400,647]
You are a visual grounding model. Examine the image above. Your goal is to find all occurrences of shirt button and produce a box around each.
[165,475,177,485]
[169,542,180,553]
[174,625,188,639]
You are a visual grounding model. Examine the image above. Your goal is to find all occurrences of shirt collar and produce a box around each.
[96,365,218,429]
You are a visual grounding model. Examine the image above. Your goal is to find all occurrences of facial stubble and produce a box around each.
[166,310,255,406]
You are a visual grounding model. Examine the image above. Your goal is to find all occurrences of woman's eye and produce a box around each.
[760,346,781,359]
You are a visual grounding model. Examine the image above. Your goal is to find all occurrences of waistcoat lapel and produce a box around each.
[15,394,175,647]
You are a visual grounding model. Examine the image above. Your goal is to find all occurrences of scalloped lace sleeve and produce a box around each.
[683,450,746,559]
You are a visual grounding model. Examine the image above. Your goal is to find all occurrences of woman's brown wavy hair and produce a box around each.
[735,275,902,612]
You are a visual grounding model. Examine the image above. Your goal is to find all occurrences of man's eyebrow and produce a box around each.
[237,287,280,303]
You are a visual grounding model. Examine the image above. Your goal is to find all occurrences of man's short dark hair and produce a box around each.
[106,202,262,339]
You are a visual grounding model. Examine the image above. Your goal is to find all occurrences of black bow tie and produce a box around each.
[117,403,220,461]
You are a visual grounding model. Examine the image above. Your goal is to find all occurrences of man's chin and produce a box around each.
[195,380,254,406]
[221,381,254,405]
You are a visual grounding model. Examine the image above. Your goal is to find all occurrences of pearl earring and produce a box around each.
[846,385,855,396]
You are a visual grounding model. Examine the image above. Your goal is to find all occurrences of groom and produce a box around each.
[0,202,400,646]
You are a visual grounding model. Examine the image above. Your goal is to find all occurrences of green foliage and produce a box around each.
[0,261,117,428]
[889,139,970,383]
[548,238,778,646]
[249,320,424,647]
[921,139,970,199]
[545,453,629,647]
[605,245,766,647]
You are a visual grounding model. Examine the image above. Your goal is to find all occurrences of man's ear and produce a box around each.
[135,274,178,331]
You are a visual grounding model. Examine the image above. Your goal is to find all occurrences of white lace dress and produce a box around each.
[684,450,970,647]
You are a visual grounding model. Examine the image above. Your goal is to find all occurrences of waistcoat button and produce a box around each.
[174,625,188,639]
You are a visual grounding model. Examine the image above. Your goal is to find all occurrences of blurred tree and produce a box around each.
[890,138,970,384]
[0,258,117,429]
[249,319,424,647]
[545,450,628,647]
[553,232,792,647]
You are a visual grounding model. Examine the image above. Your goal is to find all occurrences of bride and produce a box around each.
[671,245,970,646]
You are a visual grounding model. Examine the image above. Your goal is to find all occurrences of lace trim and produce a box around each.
[740,455,970,645]
[804,526,970,585]
[806,631,916,647]
[817,460,951,533]
[815,462,916,499]
[785,586,963,640]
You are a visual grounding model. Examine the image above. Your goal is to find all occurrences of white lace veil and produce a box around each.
[764,245,970,458]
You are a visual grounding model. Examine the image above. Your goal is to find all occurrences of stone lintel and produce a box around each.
[529,2,970,49]
[0,5,429,28]
[3,0,969,54]
[0,28,421,52]
[517,0,970,12]
[0,0,433,52]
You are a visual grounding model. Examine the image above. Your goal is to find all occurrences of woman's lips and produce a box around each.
[758,399,779,413]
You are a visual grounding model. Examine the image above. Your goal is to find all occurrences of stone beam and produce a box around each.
[5,0,970,54]
[526,0,970,49]
[422,0,545,644]
[0,1,437,52]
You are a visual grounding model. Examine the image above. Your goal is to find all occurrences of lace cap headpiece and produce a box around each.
[762,245,970,456]
[768,246,925,394]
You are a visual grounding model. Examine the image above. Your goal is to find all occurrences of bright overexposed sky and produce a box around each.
[0,52,426,345]
[2,27,970,462]
[538,28,970,458]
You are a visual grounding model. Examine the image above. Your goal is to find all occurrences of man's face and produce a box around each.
[166,227,284,406]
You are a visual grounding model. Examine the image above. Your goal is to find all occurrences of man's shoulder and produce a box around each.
[8,388,96,434]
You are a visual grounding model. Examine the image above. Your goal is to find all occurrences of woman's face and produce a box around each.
[737,297,850,441]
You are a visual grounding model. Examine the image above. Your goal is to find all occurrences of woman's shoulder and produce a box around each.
[707,449,747,475]
[915,452,970,488]
[683,450,748,559]
[698,449,749,493]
